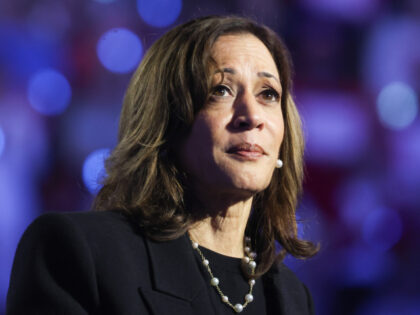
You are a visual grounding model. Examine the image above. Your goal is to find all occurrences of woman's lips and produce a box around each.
[227,143,266,160]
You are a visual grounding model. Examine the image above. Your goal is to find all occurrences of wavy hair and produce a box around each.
[92,15,319,276]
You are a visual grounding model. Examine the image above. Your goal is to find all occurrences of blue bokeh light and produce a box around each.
[299,91,370,165]
[27,68,72,115]
[362,207,402,252]
[97,28,143,74]
[377,82,418,130]
[137,0,182,28]
[82,148,110,194]
[0,126,5,157]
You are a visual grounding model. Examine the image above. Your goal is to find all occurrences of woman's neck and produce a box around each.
[188,196,253,258]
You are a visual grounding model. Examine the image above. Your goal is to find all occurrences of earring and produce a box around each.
[276,159,283,168]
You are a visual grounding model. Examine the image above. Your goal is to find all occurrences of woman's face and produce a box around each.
[179,33,285,198]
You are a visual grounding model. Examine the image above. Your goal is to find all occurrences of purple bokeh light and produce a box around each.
[82,148,110,194]
[137,0,182,28]
[377,82,418,130]
[97,28,143,74]
[27,68,72,116]
[298,91,371,165]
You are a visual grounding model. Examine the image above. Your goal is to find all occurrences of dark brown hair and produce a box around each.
[92,16,319,276]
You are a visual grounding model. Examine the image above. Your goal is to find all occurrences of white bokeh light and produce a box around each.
[377,82,418,130]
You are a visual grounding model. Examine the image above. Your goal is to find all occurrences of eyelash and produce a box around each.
[211,85,231,97]
[210,85,280,103]
[260,88,280,102]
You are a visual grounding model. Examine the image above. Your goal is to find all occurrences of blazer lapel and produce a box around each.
[143,234,215,315]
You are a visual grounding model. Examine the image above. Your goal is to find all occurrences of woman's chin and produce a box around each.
[224,176,271,197]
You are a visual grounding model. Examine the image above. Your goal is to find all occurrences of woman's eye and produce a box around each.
[261,89,280,102]
[212,85,230,97]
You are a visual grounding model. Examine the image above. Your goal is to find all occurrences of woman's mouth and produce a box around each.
[227,143,266,160]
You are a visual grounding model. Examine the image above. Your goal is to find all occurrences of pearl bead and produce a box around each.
[250,252,257,259]
[276,159,283,168]
[210,277,219,286]
[192,242,198,249]
[245,236,251,242]
[222,295,229,302]
[243,257,250,263]
[249,261,257,269]
[203,259,209,266]
[244,246,250,253]
[245,294,254,302]
[249,279,255,286]
[234,304,243,313]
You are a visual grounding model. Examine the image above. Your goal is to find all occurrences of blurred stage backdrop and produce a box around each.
[1,0,420,314]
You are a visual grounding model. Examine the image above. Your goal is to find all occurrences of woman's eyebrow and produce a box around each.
[258,71,279,82]
[215,68,279,83]
[214,67,236,75]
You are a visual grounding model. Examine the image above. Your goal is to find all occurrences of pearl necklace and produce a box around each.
[190,237,257,313]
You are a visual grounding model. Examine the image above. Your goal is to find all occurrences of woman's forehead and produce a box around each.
[210,33,279,79]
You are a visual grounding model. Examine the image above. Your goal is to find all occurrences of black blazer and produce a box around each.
[6,210,315,315]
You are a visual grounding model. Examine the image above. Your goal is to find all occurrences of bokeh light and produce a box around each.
[0,126,5,157]
[137,0,182,27]
[362,207,402,252]
[299,91,370,165]
[97,28,143,73]
[27,68,72,115]
[377,82,418,130]
[82,148,110,194]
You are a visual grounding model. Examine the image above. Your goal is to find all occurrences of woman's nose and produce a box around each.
[232,92,264,130]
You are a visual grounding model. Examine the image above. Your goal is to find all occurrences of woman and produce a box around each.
[7,16,318,314]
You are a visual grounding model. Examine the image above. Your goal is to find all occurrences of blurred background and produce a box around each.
[1,0,419,314]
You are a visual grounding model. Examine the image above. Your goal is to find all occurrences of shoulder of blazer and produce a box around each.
[8,210,214,315]
[263,261,315,315]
